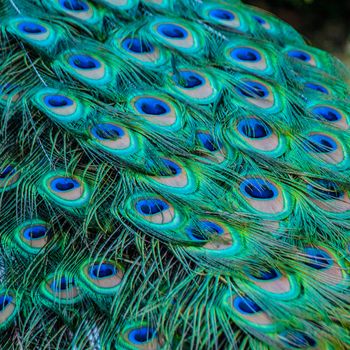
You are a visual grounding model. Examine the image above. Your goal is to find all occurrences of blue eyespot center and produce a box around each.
[0,165,15,179]
[197,133,222,152]
[234,296,262,314]
[174,71,205,89]
[122,38,154,54]
[238,119,271,139]
[18,22,47,34]
[89,263,117,279]
[157,23,188,39]
[186,221,224,241]
[23,225,48,240]
[304,134,337,153]
[44,95,74,108]
[303,248,333,270]
[237,81,269,99]
[241,178,278,200]
[51,277,75,291]
[305,83,328,94]
[231,47,262,62]
[209,9,235,21]
[128,327,156,344]
[51,177,80,192]
[280,331,316,348]
[312,106,341,122]
[69,54,101,69]
[91,123,124,140]
[249,268,280,281]
[135,97,170,116]
[287,50,311,62]
[307,179,343,200]
[60,0,89,11]
[0,295,13,311]
[253,15,266,25]
[136,198,169,215]
[159,159,182,176]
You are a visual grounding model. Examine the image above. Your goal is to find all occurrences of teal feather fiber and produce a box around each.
[0,0,350,348]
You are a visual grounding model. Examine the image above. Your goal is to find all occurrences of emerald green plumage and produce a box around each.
[0,0,350,349]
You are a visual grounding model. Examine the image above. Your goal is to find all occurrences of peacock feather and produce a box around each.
[0,0,350,349]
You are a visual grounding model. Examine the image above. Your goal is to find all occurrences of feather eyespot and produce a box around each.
[307,179,343,200]
[122,38,154,54]
[209,8,235,21]
[121,193,180,230]
[279,330,316,349]
[197,133,222,152]
[169,68,220,104]
[240,178,278,200]
[158,159,182,176]
[0,165,15,179]
[50,177,80,192]
[59,0,89,11]
[136,198,169,216]
[287,50,311,62]
[40,274,82,305]
[112,31,169,68]
[128,327,157,345]
[151,19,203,54]
[173,71,205,89]
[50,276,76,292]
[285,48,317,67]
[234,296,262,315]
[117,322,163,349]
[305,83,329,94]
[248,268,280,281]
[237,119,271,139]
[58,50,110,85]
[91,123,124,140]
[234,76,282,111]
[69,54,101,70]
[40,172,91,209]
[44,95,74,108]
[303,248,333,270]
[135,97,170,115]
[231,117,286,157]
[231,47,262,62]
[89,263,117,279]
[13,220,51,254]
[23,225,48,240]
[0,295,13,312]
[0,292,17,330]
[18,22,47,34]
[304,134,338,153]
[79,260,124,295]
[129,93,182,129]
[311,106,341,122]
[0,165,19,191]
[146,158,197,195]
[244,267,300,300]
[223,292,276,331]
[238,177,292,218]
[88,121,140,157]
[157,23,188,39]
[301,131,348,168]
[196,131,227,163]
[33,88,87,124]
[186,221,224,242]
[253,15,266,25]
[236,81,269,99]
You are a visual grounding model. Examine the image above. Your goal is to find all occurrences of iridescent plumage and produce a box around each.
[0,0,350,349]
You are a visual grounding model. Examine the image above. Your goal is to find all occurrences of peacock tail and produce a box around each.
[0,0,350,349]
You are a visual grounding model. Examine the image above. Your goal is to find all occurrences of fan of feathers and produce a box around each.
[0,0,350,349]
